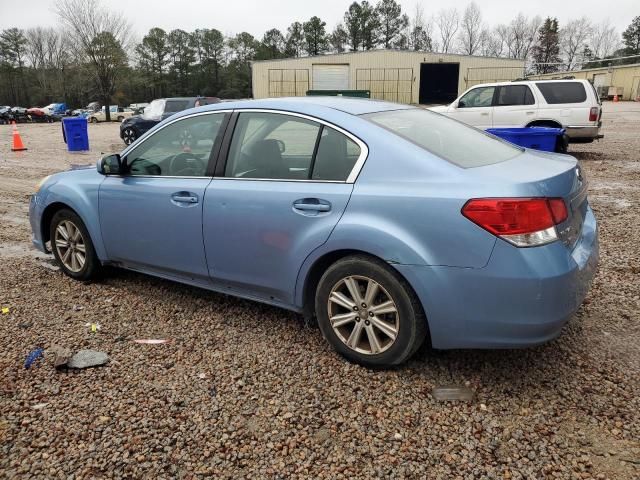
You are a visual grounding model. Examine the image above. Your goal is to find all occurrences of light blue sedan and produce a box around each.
[29,97,598,366]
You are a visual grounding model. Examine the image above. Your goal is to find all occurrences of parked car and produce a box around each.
[88,106,133,123]
[27,107,59,123]
[430,79,603,143]
[119,97,220,145]
[30,97,598,367]
[42,103,68,116]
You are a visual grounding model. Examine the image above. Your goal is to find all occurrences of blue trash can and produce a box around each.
[485,127,565,152]
[62,117,89,151]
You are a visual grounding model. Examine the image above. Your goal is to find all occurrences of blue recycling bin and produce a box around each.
[62,117,89,151]
[485,127,565,152]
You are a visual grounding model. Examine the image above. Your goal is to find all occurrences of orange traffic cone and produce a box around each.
[11,122,27,151]
[613,94,619,102]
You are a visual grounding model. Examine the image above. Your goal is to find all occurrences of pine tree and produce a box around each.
[622,16,640,55]
[532,17,561,74]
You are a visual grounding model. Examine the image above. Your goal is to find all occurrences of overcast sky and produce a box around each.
[2,0,637,41]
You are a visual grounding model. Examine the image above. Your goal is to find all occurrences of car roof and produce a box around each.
[470,78,590,88]
[190,96,413,116]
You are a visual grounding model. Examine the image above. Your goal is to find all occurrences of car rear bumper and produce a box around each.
[395,206,598,349]
[565,125,603,141]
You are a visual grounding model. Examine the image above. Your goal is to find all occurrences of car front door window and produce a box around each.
[125,113,225,177]
[459,87,495,108]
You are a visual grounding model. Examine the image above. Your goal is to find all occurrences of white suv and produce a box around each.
[430,79,603,143]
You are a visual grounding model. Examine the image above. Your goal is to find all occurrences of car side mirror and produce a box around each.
[457,100,465,108]
[97,153,123,175]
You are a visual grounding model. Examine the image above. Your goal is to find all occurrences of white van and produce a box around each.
[430,79,603,143]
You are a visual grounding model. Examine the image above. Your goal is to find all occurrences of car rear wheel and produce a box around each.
[50,209,101,281]
[315,255,427,367]
[90,117,98,124]
[117,116,124,122]
[122,127,137,145]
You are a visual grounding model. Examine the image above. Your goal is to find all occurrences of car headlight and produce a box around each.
[35,175,51,193]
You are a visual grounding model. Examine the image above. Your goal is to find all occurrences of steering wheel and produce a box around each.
[169,152,206,176]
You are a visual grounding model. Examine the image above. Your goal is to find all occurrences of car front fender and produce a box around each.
[40,178,107,261]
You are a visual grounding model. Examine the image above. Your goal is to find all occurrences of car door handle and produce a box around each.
[171,192,199,204]
[293,199,331,212]
[480,112,489,116]
[525,111,535,114]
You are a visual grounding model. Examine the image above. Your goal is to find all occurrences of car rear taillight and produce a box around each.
[462,198,568,247]
[589,107,599,122]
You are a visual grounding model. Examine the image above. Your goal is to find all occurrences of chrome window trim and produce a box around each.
[119,108,369,184]
[223,108,369,184]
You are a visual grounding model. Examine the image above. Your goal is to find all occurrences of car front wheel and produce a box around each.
[315,255,427,367]
[90,117,98,123]
[50,209,101,281]
[122,127,137,145]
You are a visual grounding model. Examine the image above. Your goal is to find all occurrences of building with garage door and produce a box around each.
[251,50,525,105]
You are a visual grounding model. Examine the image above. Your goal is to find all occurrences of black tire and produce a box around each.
[122,127,137,145]
[90,117,98,124]
[50,209,101,281]
[117,116,124,122]
[315,255,427,367]
[556,133,569,153]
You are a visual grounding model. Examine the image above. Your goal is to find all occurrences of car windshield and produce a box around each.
[363,108,522,168]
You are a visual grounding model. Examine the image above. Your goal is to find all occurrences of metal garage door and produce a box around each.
[312,65,350,90]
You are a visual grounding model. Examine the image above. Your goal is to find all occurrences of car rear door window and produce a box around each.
[458,86,495,108]
[224,112,362,182]
[496,85,535,106]
[536,82,587,104]
[125,113,225,176]
[311,127,361,181]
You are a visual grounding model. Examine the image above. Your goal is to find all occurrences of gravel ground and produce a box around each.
[1,105,639,479]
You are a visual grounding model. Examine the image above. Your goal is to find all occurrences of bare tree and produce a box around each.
[478,28,504,57]
[458,2,483,55]
[508,13,542,60]
[435,8,459,53]
[589,19,619,58]
[561,17,592,69]
[55,0,131,120]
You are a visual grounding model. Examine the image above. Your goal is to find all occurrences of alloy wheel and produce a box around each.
[327,275,399,355]
[54,220,86,273]
[123,128,135,145]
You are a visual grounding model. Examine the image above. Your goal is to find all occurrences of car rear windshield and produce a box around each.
[363,108,522,168]
[536,82,587,104]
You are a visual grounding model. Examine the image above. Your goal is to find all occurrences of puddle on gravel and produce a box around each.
[0,242,50,259]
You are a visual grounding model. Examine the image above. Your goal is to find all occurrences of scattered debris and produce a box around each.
[209,386,217,398]
[1,307,9,315]
[133,339,171,344]
[31,403,49,410]
[393,433,403,441]
[24,348,45,369]
[197,372,207,379]
[39,260,60,272]
[431,385,475,402]
[18,322,32,329]
[85,322,101,332]
[67,350,109,369]
[48,345,72,368]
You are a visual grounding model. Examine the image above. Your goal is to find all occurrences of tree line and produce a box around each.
[1,0,639,109]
